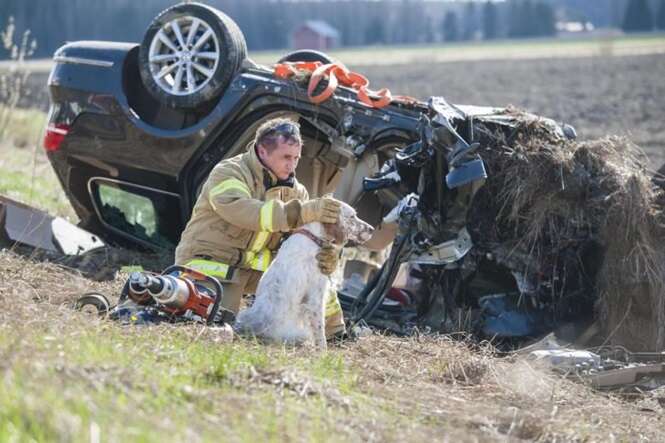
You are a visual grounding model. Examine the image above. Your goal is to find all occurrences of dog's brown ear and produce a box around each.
[323,222,347,245]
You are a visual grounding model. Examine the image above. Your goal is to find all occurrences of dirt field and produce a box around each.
[358,53,665,167]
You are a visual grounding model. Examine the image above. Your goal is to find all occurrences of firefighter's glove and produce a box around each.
[316,243,340,275]
[301,197,341,225]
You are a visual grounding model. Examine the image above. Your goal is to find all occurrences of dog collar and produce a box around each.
[293,228,326,248]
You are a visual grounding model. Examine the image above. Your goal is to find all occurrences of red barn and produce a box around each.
[292,20,340,51]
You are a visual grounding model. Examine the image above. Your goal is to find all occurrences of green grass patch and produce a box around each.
[0,155,73,218]
[0,106,75,219]
[0,322,367,441]
[0,105,46,148]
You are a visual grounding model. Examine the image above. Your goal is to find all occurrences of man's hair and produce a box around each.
[254,118,302,152]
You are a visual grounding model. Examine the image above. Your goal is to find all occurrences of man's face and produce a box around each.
[257,137,302,181]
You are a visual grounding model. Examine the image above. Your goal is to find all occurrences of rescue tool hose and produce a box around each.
[350,227,412,326]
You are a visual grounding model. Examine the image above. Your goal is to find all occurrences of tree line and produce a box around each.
[622,0,665,31]
[1,0,664,60]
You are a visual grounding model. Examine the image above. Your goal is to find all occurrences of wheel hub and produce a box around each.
[147,16,221,96]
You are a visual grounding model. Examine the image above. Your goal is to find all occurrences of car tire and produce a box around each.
[75,292,111,317]
[277,49,335,64]
[138,2,246,109]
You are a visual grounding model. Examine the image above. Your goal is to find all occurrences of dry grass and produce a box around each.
[468,110,665,351]
[2,250,664,441]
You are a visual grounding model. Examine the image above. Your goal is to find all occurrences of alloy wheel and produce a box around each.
[148,16,221,96]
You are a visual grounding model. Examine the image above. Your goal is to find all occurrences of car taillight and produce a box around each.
[43,123,70,152]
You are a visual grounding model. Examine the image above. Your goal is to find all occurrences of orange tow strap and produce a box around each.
[274,61,396,109]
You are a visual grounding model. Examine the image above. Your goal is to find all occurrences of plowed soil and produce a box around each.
[358,53,665,166]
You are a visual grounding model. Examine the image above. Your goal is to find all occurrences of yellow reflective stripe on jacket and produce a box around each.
[209,178,251,199]
[247,200,276,253]
[325,290,343,317]
[245,248,272,272]
[185,259,230,279]
[259,199,275,232]
[249,231,270,253]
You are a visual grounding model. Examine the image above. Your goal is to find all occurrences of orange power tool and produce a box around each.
[122,265,230,325]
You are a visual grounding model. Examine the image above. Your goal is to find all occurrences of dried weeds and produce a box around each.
[469,111,665,350]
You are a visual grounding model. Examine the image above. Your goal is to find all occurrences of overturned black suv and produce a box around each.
[48,2,631,345]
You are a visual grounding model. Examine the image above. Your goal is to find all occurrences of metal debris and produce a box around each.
[0,196,104,255]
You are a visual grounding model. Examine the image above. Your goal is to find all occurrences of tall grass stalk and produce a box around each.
[0,16,37,140]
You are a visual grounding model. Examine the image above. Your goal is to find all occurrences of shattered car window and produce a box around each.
[96,184,172,248]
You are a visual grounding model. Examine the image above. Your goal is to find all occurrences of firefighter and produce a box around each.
[175,118,346,338]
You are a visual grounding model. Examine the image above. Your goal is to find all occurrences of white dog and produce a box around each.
[234,201,373,349]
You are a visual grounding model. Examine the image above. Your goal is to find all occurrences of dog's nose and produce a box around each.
[359,227,374,243]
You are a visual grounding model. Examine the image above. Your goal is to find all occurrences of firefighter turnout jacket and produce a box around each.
[175,144,308,278]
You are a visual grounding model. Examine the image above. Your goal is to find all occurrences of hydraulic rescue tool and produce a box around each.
[75,265,233,325]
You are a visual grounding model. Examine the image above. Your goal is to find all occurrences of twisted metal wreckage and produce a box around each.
[342,96,665,357]
[337,95,665,389]
[342,97,586,341]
